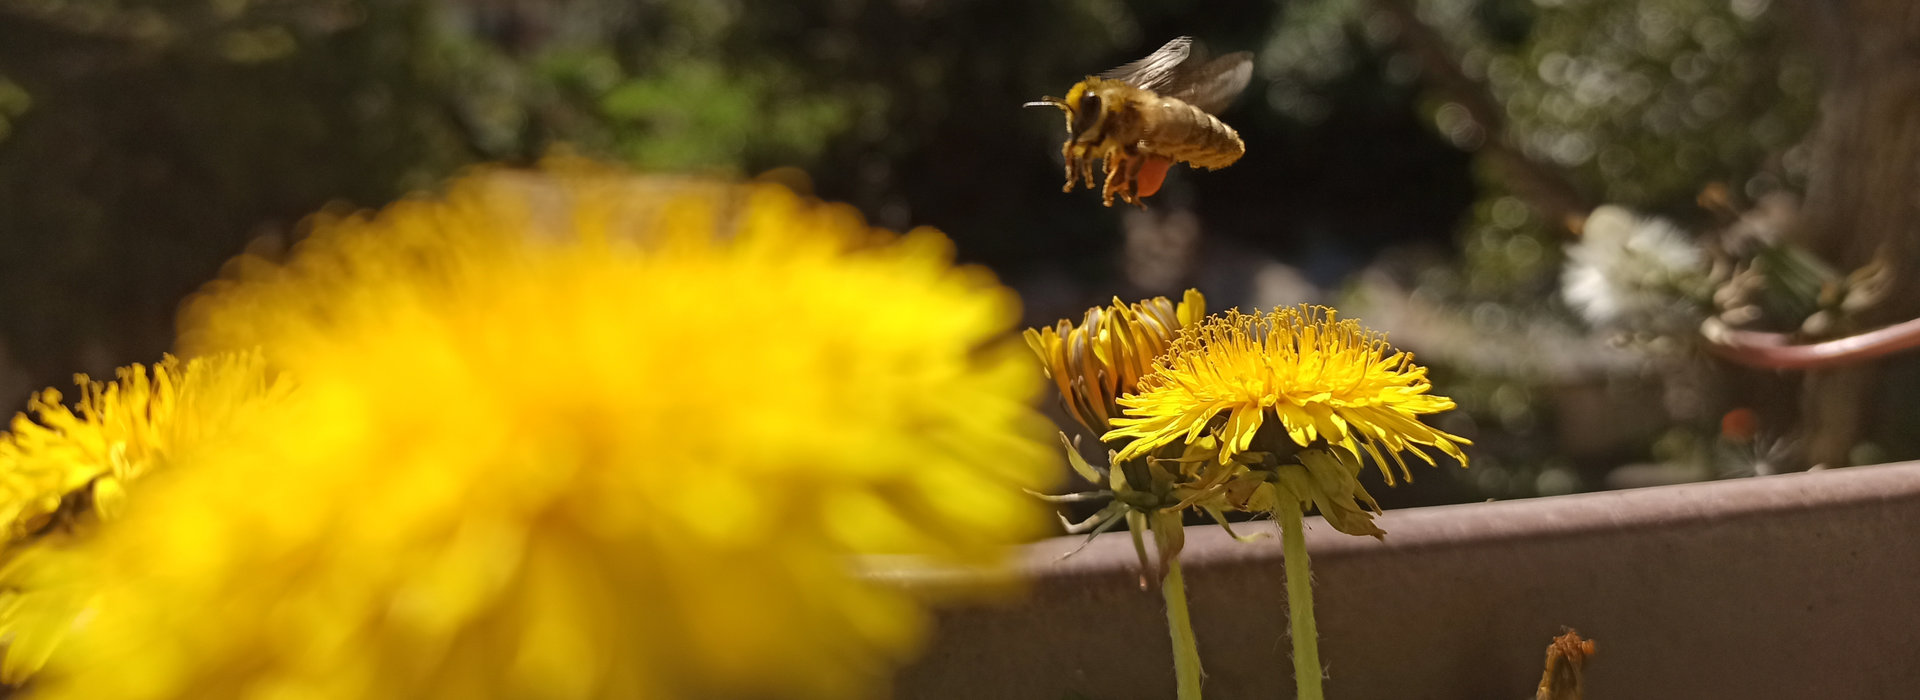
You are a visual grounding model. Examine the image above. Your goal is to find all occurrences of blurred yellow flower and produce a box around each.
[36,163,1056,699]
[1025,291,1205,439]
[0,352,288,684]
[1104,305,1468,535]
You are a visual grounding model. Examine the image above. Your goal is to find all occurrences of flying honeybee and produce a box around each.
[1027,37,1254,207]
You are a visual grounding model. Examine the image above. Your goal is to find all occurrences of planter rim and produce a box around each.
[1016,460,1920,574]
[900,461,1920,699]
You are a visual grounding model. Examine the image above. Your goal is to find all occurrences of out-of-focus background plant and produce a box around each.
[4,0,1918,511]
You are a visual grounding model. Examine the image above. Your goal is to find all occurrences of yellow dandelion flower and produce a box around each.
[0,352,289,685]
[1101,305,1468,700]
[1106,305,1468,485]
[1022,291,1242,572]
[1023,291,1218,700]
[36,161,1056,700]
[1024,290,1206,437]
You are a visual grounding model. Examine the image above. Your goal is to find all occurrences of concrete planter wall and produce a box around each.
[899,462,1920,699]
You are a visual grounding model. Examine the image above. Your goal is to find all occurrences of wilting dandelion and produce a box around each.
[1027,290,1206,439]
[1536,629,1597,700]
[1025,291,1221,699]
[31,161,1057,699]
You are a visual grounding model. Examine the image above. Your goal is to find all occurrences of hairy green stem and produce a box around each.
[1279,498,1324,700]
[1162,557,1204,699]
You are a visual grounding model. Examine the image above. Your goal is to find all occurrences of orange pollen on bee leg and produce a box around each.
[1135,156,1174,198]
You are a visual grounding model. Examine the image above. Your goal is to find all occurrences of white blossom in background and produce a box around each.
[1250,261,1321,311]
[1561,205,1709,331]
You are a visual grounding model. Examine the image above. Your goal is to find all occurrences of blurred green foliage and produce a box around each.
[0,0,474,390]
[1451,0,1816,308]
[0,0,1829,501]
[1263,0,1820,494]
[0,0,1143,390]
[0,0,1471,402]
[1269,0,1815,289]
[1482,1,1814,204]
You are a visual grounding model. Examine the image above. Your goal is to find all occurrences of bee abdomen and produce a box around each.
[1141,98,1245,170]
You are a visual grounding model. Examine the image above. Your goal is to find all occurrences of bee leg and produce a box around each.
[1099,156,1121,207]
[1103,149,1142,208]
[1121,151,1148,209]
[1081,153,1100,196]
[1061,142,1079,192]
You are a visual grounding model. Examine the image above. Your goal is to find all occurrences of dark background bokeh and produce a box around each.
[0,2,1457,373]
[7,0,1913,510]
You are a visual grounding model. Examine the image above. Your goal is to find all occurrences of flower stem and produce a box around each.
[1279,498,1324,700]
[1162,557,1204,699]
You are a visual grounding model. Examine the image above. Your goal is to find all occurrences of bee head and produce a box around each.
[1025,80,1107,143]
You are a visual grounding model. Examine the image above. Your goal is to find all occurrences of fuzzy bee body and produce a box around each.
[1135,90,1244,169]
[1031,38,1253,207]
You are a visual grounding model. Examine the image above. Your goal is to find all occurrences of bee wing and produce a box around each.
[1166,51,1254,115]
[1099,36,1196,94]
[1100,37,1253,115]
